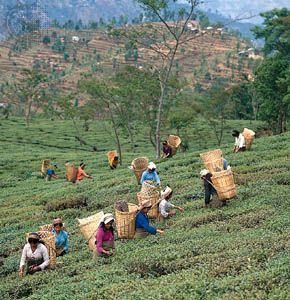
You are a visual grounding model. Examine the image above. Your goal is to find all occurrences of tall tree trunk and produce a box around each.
[155,83,165,159]
[149,127,156,149]
[25,100,33,127]
[108,104,122,165]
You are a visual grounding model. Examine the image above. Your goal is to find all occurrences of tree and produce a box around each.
[254,55,290,133]
[251,8,290,133]
[79,80,124,164]
[117,0,201,158]
[43,36,51,45]
[200,85,233,146]
[252,8,290,56]
[3,69,49,126]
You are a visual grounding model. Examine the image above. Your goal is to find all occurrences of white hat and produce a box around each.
[161,186,173,199]
[148,162,156,170]
[200,169,210,177]
[102,213,115,224]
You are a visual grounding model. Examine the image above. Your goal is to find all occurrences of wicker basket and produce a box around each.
[107,150,118,168]
[39,224,66,232]
[168,135,182,155]
[212,169,237,200]
[115,203,138,239]
[66,163,78,183]
[26,231,56,269]
[200,149,223,173]
[78,211,104,251]
[41,160,51,177]
[137,192,160,219]
[141,181,158,197]
[131,157,149,184]
[243,128,255,150]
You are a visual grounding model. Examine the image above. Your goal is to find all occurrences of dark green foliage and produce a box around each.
[46,195,88,212]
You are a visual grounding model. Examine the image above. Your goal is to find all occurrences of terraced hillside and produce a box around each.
[0,117,289,299]
[0,26,253,96]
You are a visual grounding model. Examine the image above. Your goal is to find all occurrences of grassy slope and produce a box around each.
[0,117,289,300]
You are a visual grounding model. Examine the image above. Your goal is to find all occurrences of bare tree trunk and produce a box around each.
[25,100,33,127]
[108,104,122,165]
[155,83,165,159]
[149,127,156,149]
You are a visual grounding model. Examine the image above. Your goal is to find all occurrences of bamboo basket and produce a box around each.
[212,169,237,200]
[141,181,158,197]
[137,192,160,219]
[168,135,182,155]
[200,149,223,173]
[107,150,119,168]
[131,157,149,184]
[66,163,78,182]
[26,231,56,269]
[115,203,138,239]
[41,160,51,177]
[78,211,104,251]
[39,224,66,232]
[243,128,255,150]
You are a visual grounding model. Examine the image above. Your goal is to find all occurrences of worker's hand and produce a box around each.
[29,265,41,274]
[103,250,111,256]
[88,176,93,179]
[157,229,164,235]
[19,268,25,277]
[178,207,184,212]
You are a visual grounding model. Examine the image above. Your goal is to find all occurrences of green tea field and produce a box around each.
[0,117,289,300]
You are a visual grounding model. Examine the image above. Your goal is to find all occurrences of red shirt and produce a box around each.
[76,167,88,181]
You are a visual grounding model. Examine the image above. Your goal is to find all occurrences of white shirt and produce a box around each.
[159,199,175,218]
[235,134,245,148]
[20,243,50,270]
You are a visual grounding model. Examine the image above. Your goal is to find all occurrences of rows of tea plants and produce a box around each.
[0,117,289,299]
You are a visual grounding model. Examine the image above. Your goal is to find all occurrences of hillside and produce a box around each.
[0,117,289,299]
[0,26,254,99]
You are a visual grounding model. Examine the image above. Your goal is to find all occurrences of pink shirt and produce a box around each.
[95,226,114,254]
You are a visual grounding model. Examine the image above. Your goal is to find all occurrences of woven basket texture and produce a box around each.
[243,128,255,150]
[137,192,160,219]
[115,203,138,239]
[212,169,237,200]
[78,211,105,251]
[107,150,118,167]
[41,160,51,176]
[66,163,78,182]
[200,149,223,173]
[132,157,149,184]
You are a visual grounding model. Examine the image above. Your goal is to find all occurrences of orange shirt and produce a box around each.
[76,167,88,181]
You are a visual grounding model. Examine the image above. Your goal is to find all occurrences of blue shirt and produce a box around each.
[47,169,55,176]
[135,211,157,234]
[52,229,69,253]
[223,159,228,170]
[140,170,160,185]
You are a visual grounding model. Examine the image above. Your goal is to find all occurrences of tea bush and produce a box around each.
[0,117,289,299]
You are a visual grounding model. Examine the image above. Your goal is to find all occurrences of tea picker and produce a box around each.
[95,213,115,257]
[140,162,161,186]
[200,169,218,208]
[158,186,184,221]
[232,130,246,153]
[19,233,50,277]
[135,199,164,238]
[76,162,93,182]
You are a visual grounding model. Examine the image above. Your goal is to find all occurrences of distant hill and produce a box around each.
[0,0,289,41]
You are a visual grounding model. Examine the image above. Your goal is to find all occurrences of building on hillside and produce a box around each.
[186,21,200,33]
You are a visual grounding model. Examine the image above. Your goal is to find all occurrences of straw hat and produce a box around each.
[148,162,156,170]
[102,213,115,224]
[28,232,40,241]
[139,199,152,209]
[161,186,173,199]
[53,218,63,225]
[200,169,210,177]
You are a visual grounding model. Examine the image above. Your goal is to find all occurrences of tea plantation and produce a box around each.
[0,117,289,300]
